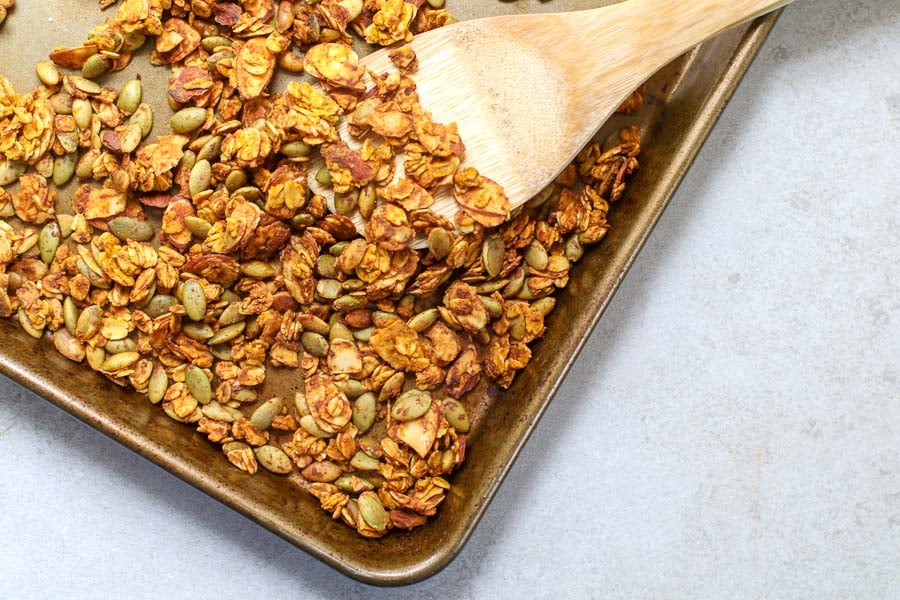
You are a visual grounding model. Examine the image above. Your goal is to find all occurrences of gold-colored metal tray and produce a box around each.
[0,0,780,586]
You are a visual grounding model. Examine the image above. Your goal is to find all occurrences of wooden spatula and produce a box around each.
[327,0,792,229]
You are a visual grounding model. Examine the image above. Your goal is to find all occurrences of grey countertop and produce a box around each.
[1,0,899,598]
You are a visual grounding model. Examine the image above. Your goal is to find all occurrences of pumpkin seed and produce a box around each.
[116,79,142,114]
[315,167,332,186]
[121,31,146,52]
[391,389,432,421]
[108,216,154,241]
[225,169,247,192]
[532,296,556,317]
[250,396,283,430]
[301,331,328,356]
[52,153,77,186]
[202,401,241,422]
[63,296,79,335]
[210,344,232,361]
[281,140,311,157]
[0,159,26,186]
[105,337,137,354]
[480,295,503,318]
[335,475,374,494]
[301,461,341,482]
[129,104,153,138]
[148,365,168,404]
[565,235,584,262]
[185,365,212,404]
[75,304,102,340]
[254,445,293,474]
[353,326,374,342]
[482,235,505,277]
[503,268,525,298]
[201,35,233,52]
[53,328,85,362]
[299,314,330,335]
[72,98,93,130]
[427,227,452,259]
[85,346,106,371]
[38,221,61,264]
[183,322,214,341]
[35,61,60,87]
[182,279,206,321]
[294,391,310,416]
[524,241,549,270]
[101,351,139,372]
[144,294,177,318]
[196,135,222,162]
[426,0,444,7]
[378,371,405,402]
[189,159,212,197]
[443,398,470,432]
[169,107,207,133]
[350,451,380,471]
[240,260,276,278]
[207,321,245,345]
[334,378,365,398]
[299,414,332,438]
[183,215,212,239]
[81,54,109,79]
[358,492,388,532]
[333,295,366,312]
[72,77,101,95]
[119,123,143,154]
[334,190,358,215]
[407,308,438,332]
[328,321,354,342]
[17,308,44,339]
[358,183,376,219]
[49,93,73,115]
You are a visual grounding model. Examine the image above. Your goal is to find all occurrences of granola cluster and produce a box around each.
[0,0,643,537]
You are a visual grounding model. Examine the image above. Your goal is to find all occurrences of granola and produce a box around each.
[0,0,642,539]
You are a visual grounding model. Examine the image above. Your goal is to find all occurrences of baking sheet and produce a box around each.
[0,0,780,585]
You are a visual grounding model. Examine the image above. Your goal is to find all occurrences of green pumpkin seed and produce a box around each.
[329,321,354,342]
[119,123,143,154]
[72,75,100,93]
[0,159,26,187]
[503,269,525,298]
[443,398,470,432]
[143,294,177,319]
[81,54,109,79]
[335,474,375,494]
[35,61,60,87]
[169,107,207,133]
[201,35,233,52]
[108,216,154,242]
[121,31,146,52]
[49,93,73,115]
[524,241,549,271]
[207,321,245,345]
[426,0,444,7]
[147,365,168,404]
[18,308,44,339]
[244,317,261,339]
[224,169,247,192]
[210,344,232,361]
[357,492,388,532]
[391,389,432,421]
[250,396,283,430]
[63,297,79,335]
[301,331,328,356]
[240,260,276,278]
[105,337,137,354]
[482,235,505,278]
[216,303,244,326]
[185,364,212,404]
[315,167,332,186]
[101,351,140,372]
[299,314,330,335]
[181,215,210,239]
[53,328,85,362]
[378,371,405,402]
[183,322,214,341]
[480,295,503,318]
[281,140,311,157]
[407,308,438,333]
[116,79,142,114]
[350,392,376,432]
[52,153,77,187]
[565,235,584,262]
[128,104,153,138]
[357,183,376,219]
[316,279,343,301]
[350,450,380,471]
[201,401,241,423]
[334,190,358,216]
[427,227,452,259]
[196,135,222,162]
[254,445,293,474]
[334,378,365,398]
[294,391,310,416]
[333,295,366,312]
[301,461,341,482]
[75,304,102,340]
[85,346,106,371]
[189,159,212,197]
[299,415,332,438]
[230,185,260,202]
[72,98,93,130]
[38,221,61,264]
[182,280,206,321]
[353,326,374,342]
[532,296,556,317]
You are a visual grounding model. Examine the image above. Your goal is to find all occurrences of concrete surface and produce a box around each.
[1,0,899,598]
